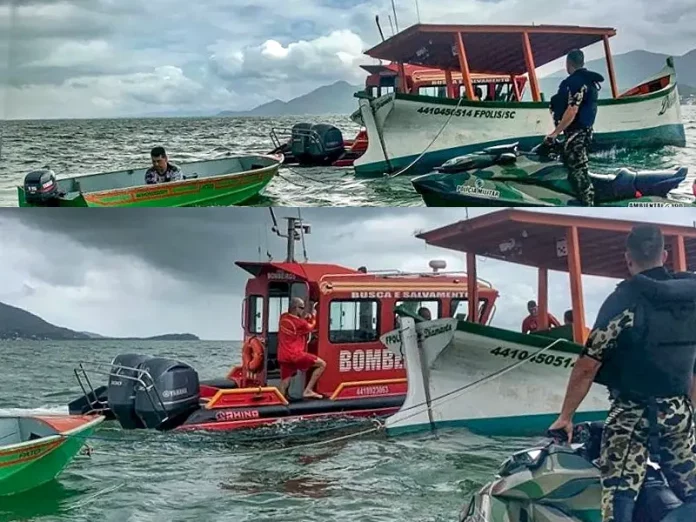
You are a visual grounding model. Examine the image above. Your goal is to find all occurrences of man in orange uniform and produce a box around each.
[277,297,326,399]
[522,300,560,334]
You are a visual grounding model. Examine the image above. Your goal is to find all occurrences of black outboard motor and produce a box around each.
[107,353,152,429]
[23,169,60,205]
[290,123,345,165]
[134,357,200,431]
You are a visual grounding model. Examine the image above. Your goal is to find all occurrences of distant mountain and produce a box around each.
[540,48,696,101]
[0,302,200,341]
[218,80,363,117]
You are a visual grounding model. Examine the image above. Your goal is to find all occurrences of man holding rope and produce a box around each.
[548,224,696,522]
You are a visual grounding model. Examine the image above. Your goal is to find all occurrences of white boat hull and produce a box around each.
[381,318,610,436]
[352,63,685,178]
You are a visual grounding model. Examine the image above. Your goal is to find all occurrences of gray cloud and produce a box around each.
[1,0,694,117]
[0,207,694,340]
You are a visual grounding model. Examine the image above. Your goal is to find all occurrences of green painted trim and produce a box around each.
[353,122,686,178]
[456,321,584,355]
[392,82,676,108]
[387,409,607,437]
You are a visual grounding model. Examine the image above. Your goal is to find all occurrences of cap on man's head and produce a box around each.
[527,300,537,308]
[626,224,664,264]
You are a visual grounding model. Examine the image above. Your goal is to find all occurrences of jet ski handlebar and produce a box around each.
[547,421,600,446]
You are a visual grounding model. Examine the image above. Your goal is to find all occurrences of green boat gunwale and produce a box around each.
[52,153,283,196]
[1,416,104,454]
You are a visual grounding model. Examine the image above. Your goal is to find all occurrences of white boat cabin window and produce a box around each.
[266,282,308,333]
[394,299,440,327]
[418,86,447,98]
[451,298,488,322]
[248,296,264,334]
[267,296,289,333]
[329,299,379,344]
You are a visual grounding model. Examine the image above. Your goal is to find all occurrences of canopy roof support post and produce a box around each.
[566,226,587,344]
[510,74,521,102]
[602,35,619,99]
[671,235,687,272]
[455,32,475,100]
[445,69,455,98]
[398,63,408,94]
[467,253,479,323]
[521,32,541,102]
[538,267,549,331]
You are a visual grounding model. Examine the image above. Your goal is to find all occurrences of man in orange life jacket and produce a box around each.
[277,297,326,399]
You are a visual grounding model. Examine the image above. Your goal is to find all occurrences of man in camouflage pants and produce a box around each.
[546,49,605,206]
[548,224,696,521]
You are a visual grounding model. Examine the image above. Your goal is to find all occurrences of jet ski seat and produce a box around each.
[568,421,696,522]
[590,167,686,203]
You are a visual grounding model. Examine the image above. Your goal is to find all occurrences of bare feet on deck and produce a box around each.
[303,391,323,400]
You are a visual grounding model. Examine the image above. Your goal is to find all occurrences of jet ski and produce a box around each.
[411,141,693,207]
[459,421,696,522]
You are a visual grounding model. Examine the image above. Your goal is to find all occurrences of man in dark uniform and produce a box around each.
[548,224,696,522]
[546,49,605,206]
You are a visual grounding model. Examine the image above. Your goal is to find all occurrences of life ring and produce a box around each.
[242,337,265,373]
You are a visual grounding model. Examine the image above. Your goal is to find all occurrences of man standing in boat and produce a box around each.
[548,224,696,522]
[545,49,604,207]
[521,300,560,334]
[145,146,182,184]
[277,297,326,400]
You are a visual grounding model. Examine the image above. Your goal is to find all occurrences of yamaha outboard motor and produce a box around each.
[290,123,345,165]
[23,169,60,205]
[134,357,200,431]
[107,353,152,429]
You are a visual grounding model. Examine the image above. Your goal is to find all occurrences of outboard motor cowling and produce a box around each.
[23,169,59,205]
[290,123,345,165]
[290,123,313,160]
[107,353,153,429]
[134,357,200,431]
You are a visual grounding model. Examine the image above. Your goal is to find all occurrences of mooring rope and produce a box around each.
[384,332,566,427]
[385,94,467,179]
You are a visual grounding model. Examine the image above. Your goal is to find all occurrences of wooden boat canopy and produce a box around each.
[417,209,695,344]
[364,24,615,75]
[363,23,620,101]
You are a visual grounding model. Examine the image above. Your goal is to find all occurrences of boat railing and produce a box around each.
[318,270,494,288]
[72,361,169,426]
[269,128,288,151]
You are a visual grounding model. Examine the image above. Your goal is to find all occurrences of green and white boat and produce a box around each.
[351,24,686,178]
[379,209,696,437]
[0,414,104,496]
[17,153,283,207]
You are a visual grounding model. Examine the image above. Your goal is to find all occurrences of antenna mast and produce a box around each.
[414,0,421,23]
[390,0,400,32]
[269,209,311,263]
[375,15,385,42]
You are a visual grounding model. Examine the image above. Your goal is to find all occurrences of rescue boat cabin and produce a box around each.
[361,23,636,102]
[228,217,499,402]
[416,209,696,345]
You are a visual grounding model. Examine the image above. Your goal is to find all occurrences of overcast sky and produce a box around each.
[0,207,694,340]
[0,0,695,119]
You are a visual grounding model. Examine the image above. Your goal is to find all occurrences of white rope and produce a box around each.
[385,94,467,178]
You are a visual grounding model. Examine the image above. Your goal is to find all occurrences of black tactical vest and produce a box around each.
[593,271,696,400]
